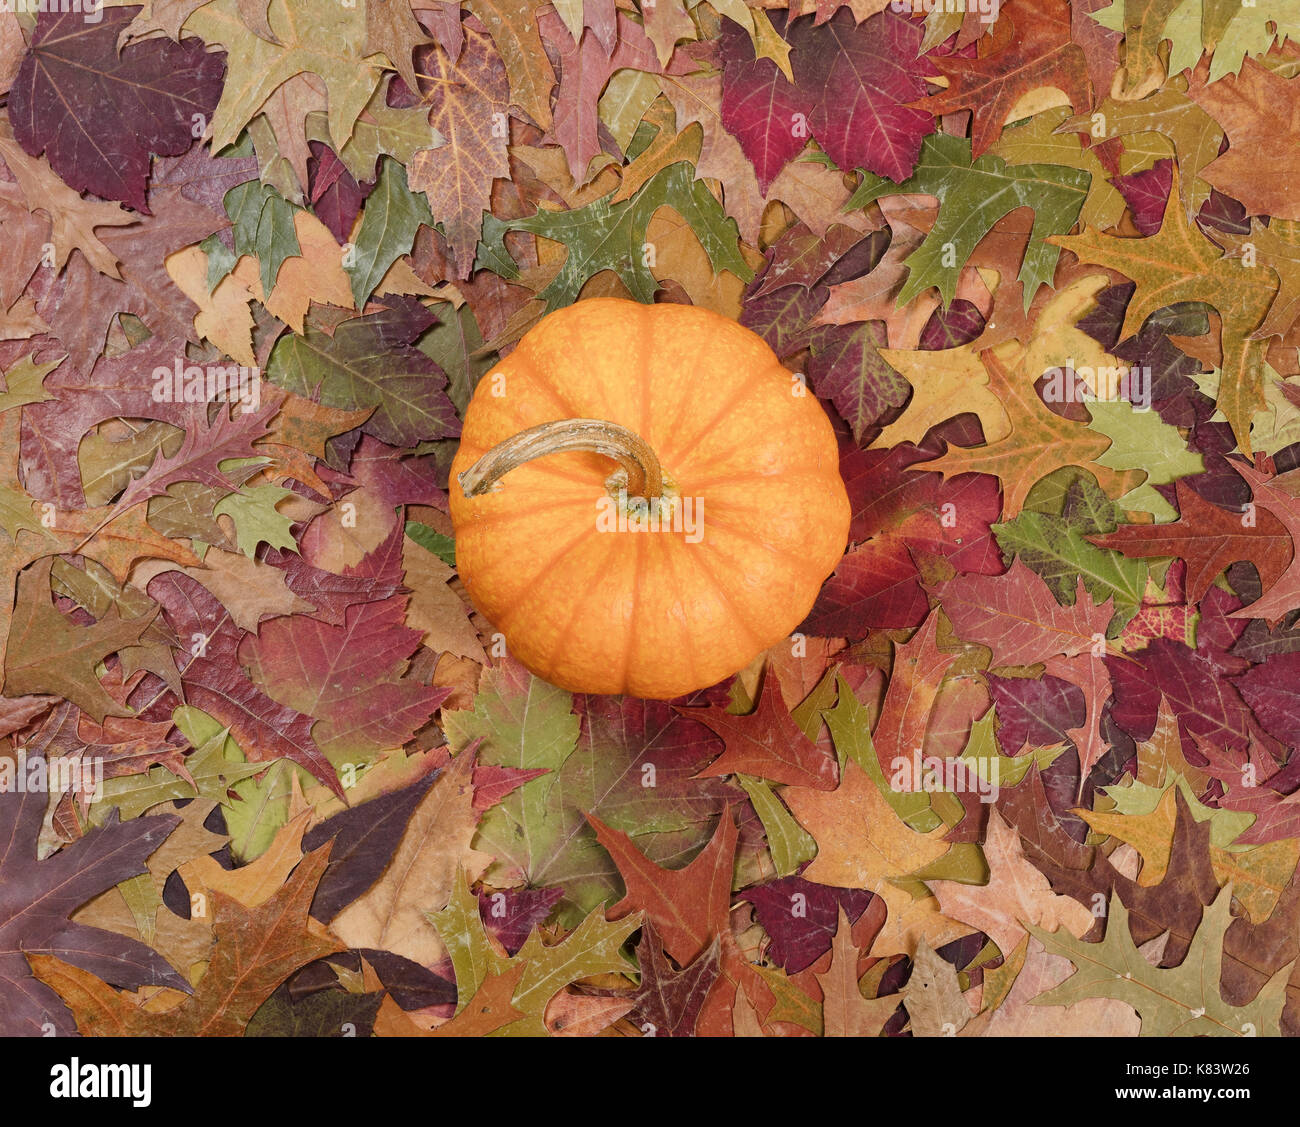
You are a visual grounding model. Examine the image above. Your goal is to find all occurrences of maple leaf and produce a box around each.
[365,0,431,95]
[721,8,930,190]
[630,920,721,1038]
[240,592,450,768]
[464,0,556,130]
[3,558,154,722]
[933,557,1113,668]
[929,809,1095,958]
[477,885,565,953]
[848,131,1090,310]
[740,875,873,974]
[1107,635,1259,754]
[406,22,510,279]
[1091,478,1291,602]
[916,0,1091,158]
[144,571,345,797]
[1187,56,1300,222]
[916,348,1130,518]
[784,758,971,958]
[183,0,384,153]
[477,160,752,311]
[1223,461,1300,623]
[11,7,225,213]
[30,843,344,1035]
[444,657,734,922]
[266,297,459,447]
[539,6,668,183]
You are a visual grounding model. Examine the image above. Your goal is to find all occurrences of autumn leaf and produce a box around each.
[29,844,343,1035]
[11,7,226,212]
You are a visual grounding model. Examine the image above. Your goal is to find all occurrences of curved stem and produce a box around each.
[458,418,665,500]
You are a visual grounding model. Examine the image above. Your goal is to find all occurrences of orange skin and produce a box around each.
[449,298,851,699]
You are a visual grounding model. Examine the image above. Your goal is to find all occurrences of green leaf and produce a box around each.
[1102,773,1254,852]
[1029,885,1291,1036]
[346,156,433,308]
[0,355,61,414]
[305,76,441,183]
[428,870,640,1036]
[599,70,661,153]
[405,521,456,566]
[444,661,728,925]
[989,106,1126,232]
[958,709,1066,788]
[223,179,301,298]
[824,673,942,833]
[1087,398,1205,520]
[173,706,303,862]
[994,481,1148,635]
[416,300,495,414]
[202,232,239,293]
[265,300,459,447]
[846,132,1089,310]
[91,717,267,823]
[213,481,297,558]
[737,774,816,878]
[475,161,752,312]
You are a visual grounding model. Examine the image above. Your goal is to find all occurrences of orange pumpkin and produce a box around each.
[448,297,850,698]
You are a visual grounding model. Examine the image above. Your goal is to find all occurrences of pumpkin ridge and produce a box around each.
[536,527,627,688]
[507,339,583,419]
[686,537,767,653]
[487,520,595,633]
[655,534,701,695]
[688,510,817,570]
[682,466,848,491]
[621,527,649,694]
[661,363,774,469]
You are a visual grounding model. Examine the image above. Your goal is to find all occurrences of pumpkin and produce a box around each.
[448,297,850,698]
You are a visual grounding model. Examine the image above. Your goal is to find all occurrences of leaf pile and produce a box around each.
[2,0,1300,1038]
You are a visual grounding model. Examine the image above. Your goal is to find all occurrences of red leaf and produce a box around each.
[934,557,1112,667]
[677,669,839,790]
[11,7,226,212]
[915,0,1091,158]
[1090,479,1290,604]
[721,9,931,191]
[144,572,345,798]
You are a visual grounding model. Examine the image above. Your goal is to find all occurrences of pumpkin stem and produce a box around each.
[458,418,665,500]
